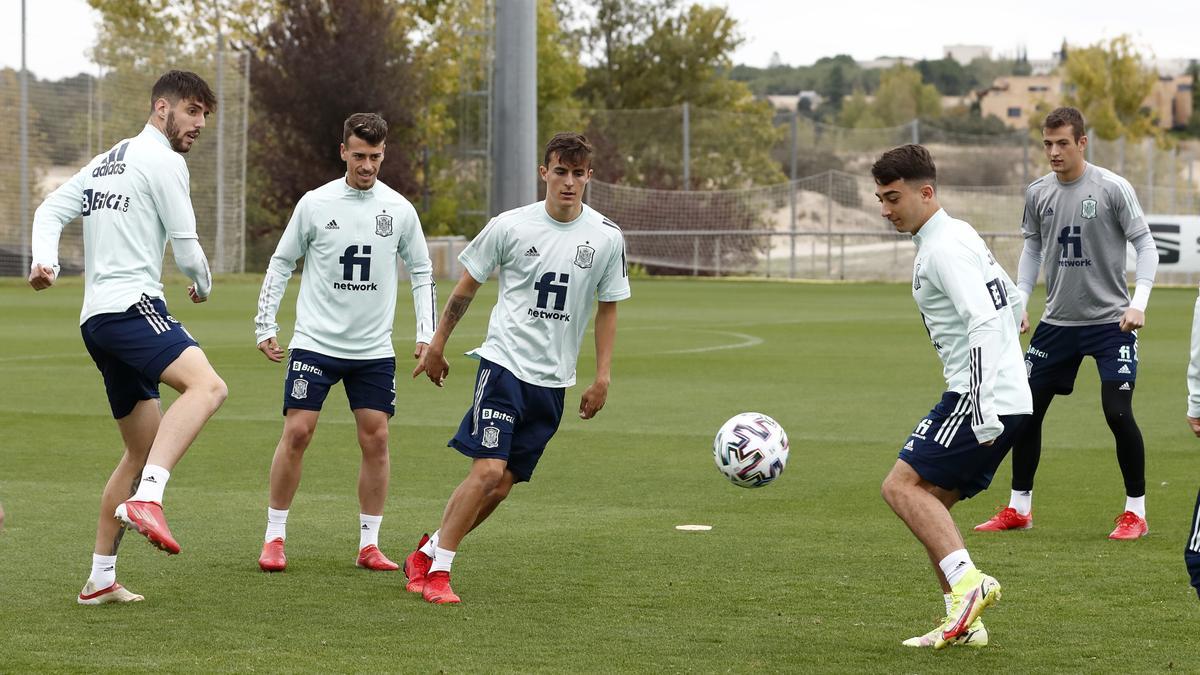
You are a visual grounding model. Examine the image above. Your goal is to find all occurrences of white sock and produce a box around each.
[420,530,439,558]
[1009,489,1032,516]
[265,507,288,542]
[130,464,170,503]
[430,545,456,573]
[1125,495,1146,518]
[359,514,382,549]
[938,549,975,588]
[943,593,953,615]
[90,553,117,589]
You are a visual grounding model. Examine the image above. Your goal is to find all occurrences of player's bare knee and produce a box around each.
[359,434,389,461]
[208,375,229,408]
[490,480,514,502]
[469,462,506,492]
[281,424,315,452]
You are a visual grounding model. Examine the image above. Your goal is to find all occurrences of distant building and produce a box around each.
[943,45,991,65]
[978,75,1063,128]
[766,91,824,113]
[858,56,917,70]
[1144,73,1194,129]
[979,73,1195,130]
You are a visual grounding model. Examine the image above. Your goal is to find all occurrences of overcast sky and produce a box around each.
[1,0,1196,80]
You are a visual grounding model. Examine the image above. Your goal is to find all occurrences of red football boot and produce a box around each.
[1108,511,1149,540]
[973,506,1032,532]
[259,537,287,572]
[403,533,432,593]
[357,544,400,571]
[114,500,180,554]
[422,570,461,604]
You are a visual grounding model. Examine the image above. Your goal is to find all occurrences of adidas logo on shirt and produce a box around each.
[525,246,540,257]
[1045,206,1054,216]
[325,220,339,230]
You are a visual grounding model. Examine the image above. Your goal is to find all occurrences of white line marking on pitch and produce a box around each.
[658,330,763,355]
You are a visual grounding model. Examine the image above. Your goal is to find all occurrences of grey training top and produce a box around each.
[1020,163,1152,325]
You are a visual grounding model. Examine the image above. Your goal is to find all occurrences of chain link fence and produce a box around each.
[582,105,1200,283]
[0,51,250,277]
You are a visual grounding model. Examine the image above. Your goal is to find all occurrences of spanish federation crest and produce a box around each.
[375,213,393,237]
[291,377,308,400]
[573,244,595,269]
[912,262,922,291]
[1080,198,1098,220]
[481,426,500,449]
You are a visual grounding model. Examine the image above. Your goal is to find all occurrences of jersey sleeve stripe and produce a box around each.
[970,346,983,426]
[1100,171,1145,219]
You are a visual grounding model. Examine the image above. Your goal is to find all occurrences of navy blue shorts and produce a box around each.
[449,358,565,483]
[80,295,200,419]
[1025,322,1137,394]
[1187,488,1200,599]
[898,392,1030,499]
[283,348,396,416]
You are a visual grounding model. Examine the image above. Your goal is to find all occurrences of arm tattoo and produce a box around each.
[442,294,473,327]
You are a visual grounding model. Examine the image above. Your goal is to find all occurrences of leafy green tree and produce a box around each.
[577,0,783,189]
[917,58,969,96]
[838,65,940,128]
[248,0,422,241]
[1062,35,1160,141]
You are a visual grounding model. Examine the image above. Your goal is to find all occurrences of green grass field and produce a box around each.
[1,275,1198,672]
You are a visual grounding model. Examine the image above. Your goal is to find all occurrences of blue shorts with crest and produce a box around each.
[282,348,395,416]
[1025,322,1137,394]
[449,358,565,483]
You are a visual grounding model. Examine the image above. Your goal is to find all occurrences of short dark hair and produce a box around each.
[343,113,388,146]
[149,70,217,113]
[1043,106,1086,141]
[543,132,592,168]
[871,144,937,187]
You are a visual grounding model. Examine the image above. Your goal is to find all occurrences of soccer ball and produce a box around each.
[712,412,789,488]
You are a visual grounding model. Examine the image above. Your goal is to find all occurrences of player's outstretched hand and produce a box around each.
[27,264,55,291]
[187,284,208,303]
[1119,307,1145,332]
[1188,415,1200,438]
[413,347,449,387]
[258,337,284,362]
[1019,310,1030,334]
[579,380,609,420]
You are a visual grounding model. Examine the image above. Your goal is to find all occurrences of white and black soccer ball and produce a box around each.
[712,412,789,488]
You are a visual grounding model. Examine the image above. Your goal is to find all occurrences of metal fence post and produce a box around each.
[214,14,226,274]
[682,102,690,191]
[1143,138,1153,212]
[19,0,29,273]
[826,171,833,278]
[911,118,919,145]
[789,112,797,279]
